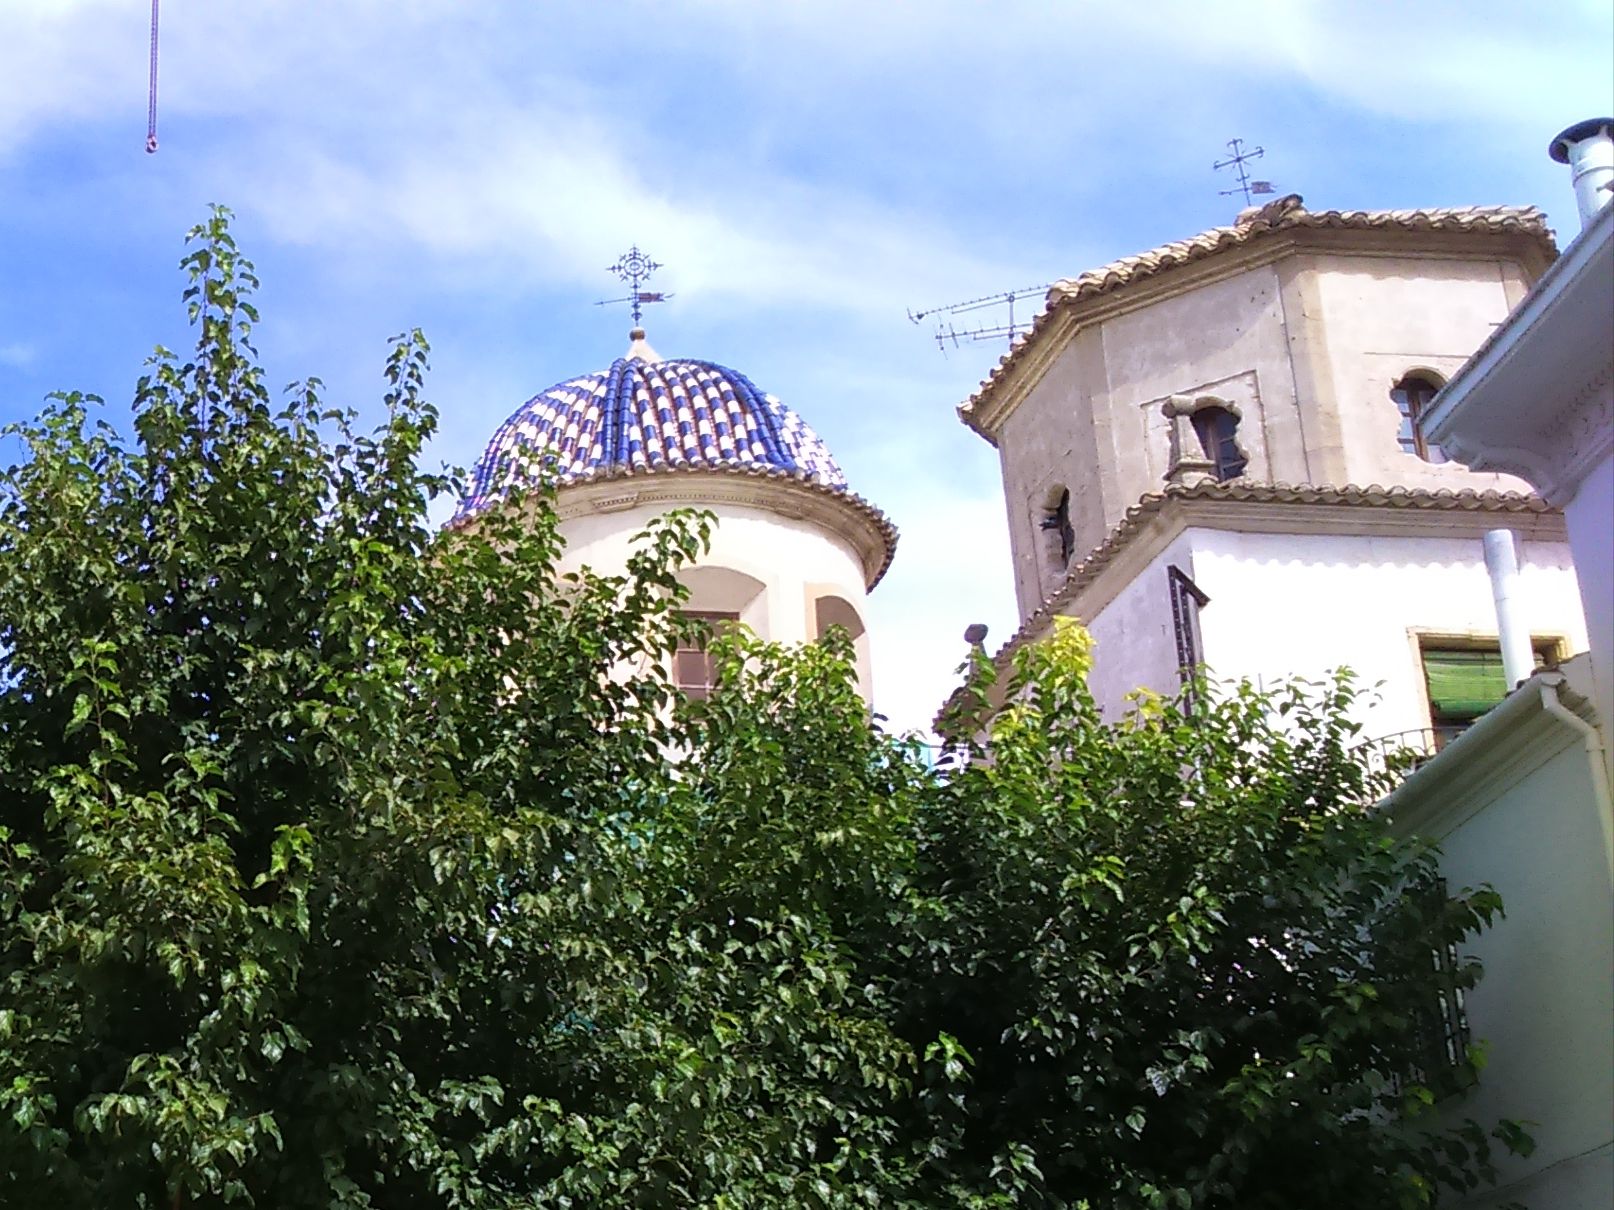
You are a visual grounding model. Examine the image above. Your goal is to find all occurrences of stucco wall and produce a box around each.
[1082,532,1197,719]
[1188,528,1587,740]
[1304,252,1537,491]
[1394,699,1614,1210]
[1073,528,1587,740]
[995,265,1294,617]
[555,496,873,694]
[994,323,1108,616]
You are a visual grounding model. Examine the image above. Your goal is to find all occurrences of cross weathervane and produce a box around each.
[596,245,672,326]
[1213,138,1275,206]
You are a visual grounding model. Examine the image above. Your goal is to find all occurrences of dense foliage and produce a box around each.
[0,212,1526,1207]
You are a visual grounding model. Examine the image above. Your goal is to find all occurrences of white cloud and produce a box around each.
[196,108,1027,329]
[865,489,1018,739]
[0,343,37,368]
[3,0,1609,738]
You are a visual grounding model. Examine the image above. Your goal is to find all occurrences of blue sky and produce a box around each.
[2,0,1611,735]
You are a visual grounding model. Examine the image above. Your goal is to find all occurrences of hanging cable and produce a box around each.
[146,0,160,153]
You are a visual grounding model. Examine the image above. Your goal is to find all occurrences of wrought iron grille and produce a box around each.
[1167,565,1210,708]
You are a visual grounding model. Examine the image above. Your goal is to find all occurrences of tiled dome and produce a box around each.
[457,333,846,519]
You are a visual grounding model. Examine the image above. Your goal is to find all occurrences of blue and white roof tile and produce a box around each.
[457,354,851,519]
[454,339,898,585]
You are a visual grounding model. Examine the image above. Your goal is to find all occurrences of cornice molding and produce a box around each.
[552,468,899,590]
[448,465,899,590]
[1439,364,1614,505]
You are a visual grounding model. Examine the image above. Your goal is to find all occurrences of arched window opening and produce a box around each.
[1190,407,1248,482]
[674,610,738,701]
[1392,373,1449,463]
[813,595,866,643]
[677,565,767,637]
[1040,488,1075,567]
[812,593,873,697]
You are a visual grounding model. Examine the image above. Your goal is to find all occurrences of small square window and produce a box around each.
[1419,639,1553,747]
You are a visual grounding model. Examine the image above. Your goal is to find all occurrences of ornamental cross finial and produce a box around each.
[596,244,672,326]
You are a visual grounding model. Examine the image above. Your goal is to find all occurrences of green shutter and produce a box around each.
[1423,648,1509,720]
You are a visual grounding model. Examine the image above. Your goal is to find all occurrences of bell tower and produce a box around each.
[961,195,1555,618]
[947,198,1587,753]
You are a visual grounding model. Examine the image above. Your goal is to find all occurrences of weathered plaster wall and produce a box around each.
[1304,252,1538,491]
[1097,265,1292,498]
[996,267,1294,617]
[992,240,1544,628]
[993,325,1106,616]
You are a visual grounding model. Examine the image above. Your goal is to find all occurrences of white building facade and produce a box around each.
[455,328,895,698]
[1002,485,1586,741]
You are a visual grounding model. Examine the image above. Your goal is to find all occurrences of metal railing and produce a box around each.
[1356,725,1470,787]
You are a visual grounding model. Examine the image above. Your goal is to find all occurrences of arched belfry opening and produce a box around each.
[1163,395,1248,486]
[1190,406,1248,481]
[1040,486,1076,570]
[813,593,873,695]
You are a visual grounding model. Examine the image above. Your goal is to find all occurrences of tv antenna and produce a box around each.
[1213,138,1274,206]
[907,283,1051,355]
[595,244,672,326]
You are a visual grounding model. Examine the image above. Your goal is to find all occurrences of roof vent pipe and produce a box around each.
[1548,117,1614,229]
[1484,529,1536,689]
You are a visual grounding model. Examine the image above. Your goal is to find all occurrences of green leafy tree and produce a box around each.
[885,622,1530,1208]
[0,212,1525,1208]
[0,207,722,1206]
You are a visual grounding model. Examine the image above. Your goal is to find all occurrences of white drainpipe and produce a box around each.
[1483,529,1535,689]
[1538,683,1614,876]
[1549,117,1614,228]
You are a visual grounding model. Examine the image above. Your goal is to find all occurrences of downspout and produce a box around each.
[1483,529,1535,688]
[1539,682,1614,880]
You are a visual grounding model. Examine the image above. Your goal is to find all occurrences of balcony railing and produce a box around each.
[1356,725,1470,789]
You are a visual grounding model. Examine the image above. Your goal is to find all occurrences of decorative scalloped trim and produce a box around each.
[958,198,1558,431]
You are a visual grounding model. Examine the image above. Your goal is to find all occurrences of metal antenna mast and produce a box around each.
[146,0,160,153]
[1213,138,1274,206]
[907,283,1052,355]
[595,245,672,326]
